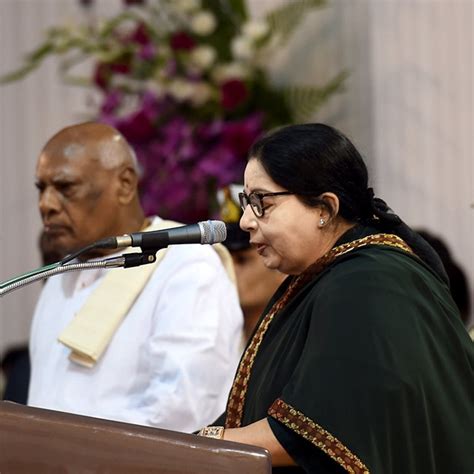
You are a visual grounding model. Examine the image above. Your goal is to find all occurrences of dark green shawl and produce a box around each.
[224,227,474,473]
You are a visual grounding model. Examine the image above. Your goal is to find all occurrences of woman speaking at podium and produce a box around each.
[198,124,474,473]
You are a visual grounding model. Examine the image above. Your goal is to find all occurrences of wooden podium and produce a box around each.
[0,402,271,473]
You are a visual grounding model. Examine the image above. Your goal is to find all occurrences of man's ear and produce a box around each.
[117,166,138,205]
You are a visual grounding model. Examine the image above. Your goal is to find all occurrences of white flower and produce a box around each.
[114,18,138,37]
[167,79,195,101]
[190,45,216,70]
[174,0,201,13]
[212,62,250,83]
[231,36,253,60]
[191,11,216,36]
[145,79,165,97]
[114,94,141,118]
[189,82,214,106]
[242,19,269,41]
[167,79,214,106]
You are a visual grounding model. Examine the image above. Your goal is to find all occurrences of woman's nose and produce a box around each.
[240,204,256,232]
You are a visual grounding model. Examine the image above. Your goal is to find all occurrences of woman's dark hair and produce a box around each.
[249,123,370,221]
[249,123,448,283]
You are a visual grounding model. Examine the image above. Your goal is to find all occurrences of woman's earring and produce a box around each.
[319,218,326,226]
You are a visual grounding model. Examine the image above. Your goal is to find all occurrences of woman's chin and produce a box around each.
[265,259,301,275]
[258,247,284,272]
[262,257,280,272]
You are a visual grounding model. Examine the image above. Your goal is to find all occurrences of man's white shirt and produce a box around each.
[28,217,243,433]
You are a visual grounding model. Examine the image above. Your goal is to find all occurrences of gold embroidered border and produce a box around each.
[224,233,412,428]
[268,398,370,474]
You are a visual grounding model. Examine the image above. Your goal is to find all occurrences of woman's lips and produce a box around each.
[250,240,267,255]
[255,243,267,255]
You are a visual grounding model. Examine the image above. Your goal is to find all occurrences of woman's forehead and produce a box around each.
[244,159,284,192]
[244,160,269,187]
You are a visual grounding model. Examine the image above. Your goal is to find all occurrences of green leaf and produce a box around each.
[62,74,94,88]
[265,0,326,44]
[0,62,41,84]
[283,70,348,122]
[229,0,248,21]
[25,41,55,62]
[58,52,90,74]
[206,0,248,23]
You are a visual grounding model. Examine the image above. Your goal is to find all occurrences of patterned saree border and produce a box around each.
[224,233,413,428]
[269,398,370,474]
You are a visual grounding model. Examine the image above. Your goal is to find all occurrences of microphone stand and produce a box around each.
[0,252,157,298]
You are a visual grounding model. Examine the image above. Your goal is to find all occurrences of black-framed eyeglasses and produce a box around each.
[238,191,294,218]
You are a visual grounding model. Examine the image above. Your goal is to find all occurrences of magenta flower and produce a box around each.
[93,60,131,90]
[101,93,159,142]
[220,79,249,110]
[130,23,151,45]
[170,32,196,51]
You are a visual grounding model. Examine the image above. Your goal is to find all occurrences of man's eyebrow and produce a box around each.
[51,175,79,185]
[34,175,80,187]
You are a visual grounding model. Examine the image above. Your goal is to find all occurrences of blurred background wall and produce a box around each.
[1,0,472,355]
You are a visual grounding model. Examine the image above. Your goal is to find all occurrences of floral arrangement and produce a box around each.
[3,0,345,222]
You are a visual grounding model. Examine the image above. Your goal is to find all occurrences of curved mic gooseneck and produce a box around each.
[0,220,228,298]
[0,253,157,298]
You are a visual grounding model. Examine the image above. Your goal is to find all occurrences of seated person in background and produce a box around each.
[416,229,471,326]
[28,122,243,432]
[218,185,286,342]
[1,346,30,404]
[198,123,474,473]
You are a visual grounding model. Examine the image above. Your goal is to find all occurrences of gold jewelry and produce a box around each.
[197,426,225,439]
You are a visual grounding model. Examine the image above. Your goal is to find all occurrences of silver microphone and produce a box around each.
[98,220,227,251]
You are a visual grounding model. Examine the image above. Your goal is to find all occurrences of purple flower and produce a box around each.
[163,59,177,78]
[220,113,264,157]
[97,93,263,222]
[100,90,122,115]
[139,43,156,60]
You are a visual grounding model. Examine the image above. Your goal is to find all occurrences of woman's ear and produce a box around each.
[117,165,138,205]
[319,192,340,222]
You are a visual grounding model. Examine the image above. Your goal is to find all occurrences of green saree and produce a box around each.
[224,226,474,473]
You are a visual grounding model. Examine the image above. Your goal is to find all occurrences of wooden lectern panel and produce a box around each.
[0,402,271,473]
